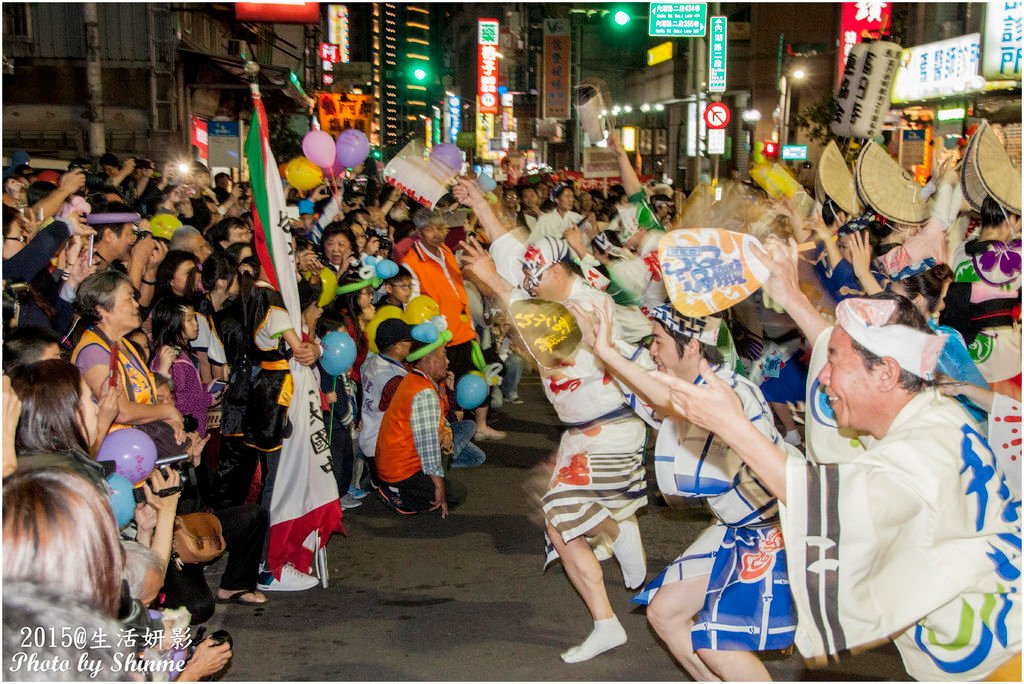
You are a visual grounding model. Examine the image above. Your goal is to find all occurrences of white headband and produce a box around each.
[835,298,946,380]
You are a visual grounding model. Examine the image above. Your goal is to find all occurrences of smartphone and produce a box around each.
[208,380,226,395]
[88,234,94,267]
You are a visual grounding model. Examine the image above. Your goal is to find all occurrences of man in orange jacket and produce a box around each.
[374,341,468,517]
[401,207,506,440]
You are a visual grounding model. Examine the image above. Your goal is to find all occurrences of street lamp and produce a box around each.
[779,68,807,147]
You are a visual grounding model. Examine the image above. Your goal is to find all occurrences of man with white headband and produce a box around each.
[454,178,649,664]
[652,243,1021,681]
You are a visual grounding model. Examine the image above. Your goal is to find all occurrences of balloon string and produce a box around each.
[328,375,337,445]
[330,172,344,214]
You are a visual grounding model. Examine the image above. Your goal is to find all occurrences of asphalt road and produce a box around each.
[206,375,911,682]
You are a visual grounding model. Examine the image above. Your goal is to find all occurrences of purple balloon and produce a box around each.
[302,130,337,169]
[429,144,463,173]
[335,129,370,169]
[97,428,157,485]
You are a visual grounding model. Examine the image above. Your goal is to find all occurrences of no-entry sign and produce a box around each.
[703,102,731,130]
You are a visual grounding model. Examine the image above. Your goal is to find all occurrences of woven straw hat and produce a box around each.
[855,141,930,225]
[960,121,1021,215]
[816,140,862,216]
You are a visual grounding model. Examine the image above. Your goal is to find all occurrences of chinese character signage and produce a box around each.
[542,19,570,120]
[328,5,350,64]
[648,3,707,37]
[836,2,892,86]
[708,16,727,92]
[320,43,341,64]
[190,115,208,166]
[891,34,983,103]
[317,92,375,139]
[447,95,461,144]
[983,2,1022,81]
[478,19,500,116]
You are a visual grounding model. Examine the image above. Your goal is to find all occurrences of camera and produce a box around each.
[133,157,154,170]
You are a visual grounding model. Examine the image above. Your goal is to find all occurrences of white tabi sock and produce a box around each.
[610,517,646,590]
[560,616,627,663]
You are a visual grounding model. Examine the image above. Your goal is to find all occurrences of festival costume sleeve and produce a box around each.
[255,302,293,351]
[610,339,660,429]
[488,231,528,290]
[410,389,444,477]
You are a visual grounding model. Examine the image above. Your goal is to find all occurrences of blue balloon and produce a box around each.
[375,259,400,280]
[456,373,488,410]
[320,330,357,376]
[478,173,497,193]
[107,473,137,529]
[411,322,439,344]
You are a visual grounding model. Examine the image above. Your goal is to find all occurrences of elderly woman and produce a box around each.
[71,270,186,446]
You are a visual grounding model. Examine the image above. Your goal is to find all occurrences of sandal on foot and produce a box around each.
[215,590,267,606]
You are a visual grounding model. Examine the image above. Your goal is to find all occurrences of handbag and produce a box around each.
[172,512,226,565]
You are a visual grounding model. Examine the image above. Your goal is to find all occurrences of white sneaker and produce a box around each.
[341,493,363,510]
[257,563,319,592]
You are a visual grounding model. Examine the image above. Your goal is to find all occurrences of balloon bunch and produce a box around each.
[335,255,401,295]
[284,128,373,193]
[98,428,158,529]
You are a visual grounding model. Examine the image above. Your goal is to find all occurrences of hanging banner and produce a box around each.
[478,19,500,116]
[327,5,350,64]
[831,41,900,139]
[542,19,571,120]
[836,1,893,86]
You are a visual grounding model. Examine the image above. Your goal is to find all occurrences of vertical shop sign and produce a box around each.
[479,19,500,116]
[542,19,571,120]
[836,2,893,86]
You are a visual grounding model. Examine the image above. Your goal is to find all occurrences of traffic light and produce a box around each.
[371,148,382,160]
[612,9,630,26]
[412,67,428,82]
[763,141,779,158]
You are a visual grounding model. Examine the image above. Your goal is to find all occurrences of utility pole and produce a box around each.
[83,3,106,157]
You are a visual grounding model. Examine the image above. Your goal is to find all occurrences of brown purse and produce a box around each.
[172,512,226,565]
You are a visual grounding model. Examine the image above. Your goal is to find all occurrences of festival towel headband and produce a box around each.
[889,257,937,282]
[835,298,946,380]
[836,212,873,238]
[522,237,572,283]
[648,304,721,347]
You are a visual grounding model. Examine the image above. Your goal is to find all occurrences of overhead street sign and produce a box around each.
[781,144,808,161]
[649,3,707,37]
[703,102,731,129]
[708,16,727,92]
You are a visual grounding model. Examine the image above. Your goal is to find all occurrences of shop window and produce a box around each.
[3,4,31,40]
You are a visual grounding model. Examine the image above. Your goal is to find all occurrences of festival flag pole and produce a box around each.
[243,60,342,581]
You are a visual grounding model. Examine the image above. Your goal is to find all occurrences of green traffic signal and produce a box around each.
[412,67,427,82]
[613,10,630,26]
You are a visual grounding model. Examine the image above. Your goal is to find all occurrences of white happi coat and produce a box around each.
[782,390,1021,681]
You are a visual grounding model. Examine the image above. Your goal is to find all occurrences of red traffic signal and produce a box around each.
[763,141,779,157]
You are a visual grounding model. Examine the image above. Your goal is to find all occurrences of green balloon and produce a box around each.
[752,152,766,165]
[754,141,765,153]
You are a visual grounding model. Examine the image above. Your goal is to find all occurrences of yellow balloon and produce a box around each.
[403,295,440,326]
[285,156,323,192]
[318,267,338,308]
[366,305,404,354]
[149,213,182,240]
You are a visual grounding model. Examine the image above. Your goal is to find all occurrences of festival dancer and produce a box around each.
[573,296,796,680]
[453,178,648,664]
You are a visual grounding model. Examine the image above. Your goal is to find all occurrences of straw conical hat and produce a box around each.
[961,121,1021,215]
[816,140,862,216]
[855,141,930,225]
[960,127,987,212]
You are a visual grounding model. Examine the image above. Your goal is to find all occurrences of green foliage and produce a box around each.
[794,91,838,147]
